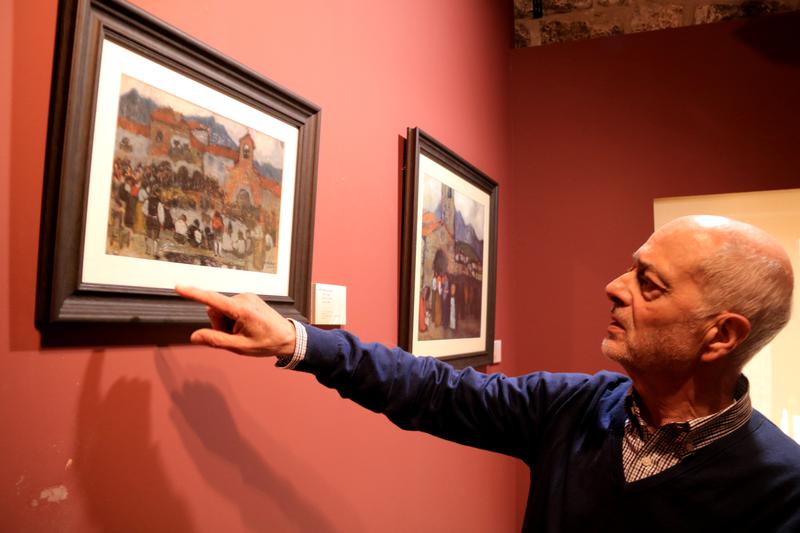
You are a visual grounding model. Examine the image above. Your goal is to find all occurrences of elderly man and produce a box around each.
[176,215,800,532]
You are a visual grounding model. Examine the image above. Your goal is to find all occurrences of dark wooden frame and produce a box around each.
[399,128,498,369]
[36,0,320,336]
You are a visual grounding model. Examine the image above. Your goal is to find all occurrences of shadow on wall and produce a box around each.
[735,11,800,67]
[75,351,195,532]
[154,351,364,533]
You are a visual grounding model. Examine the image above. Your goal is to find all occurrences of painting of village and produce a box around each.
[418,174,485,341]
[106,74,285,273]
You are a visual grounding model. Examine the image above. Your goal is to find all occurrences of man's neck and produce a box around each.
[628,370,739,428]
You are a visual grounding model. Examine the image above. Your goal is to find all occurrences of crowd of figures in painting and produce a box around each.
[106,75,285,274]
[418,177,485,341]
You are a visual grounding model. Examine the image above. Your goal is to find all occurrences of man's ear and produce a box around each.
[701,313,751,362]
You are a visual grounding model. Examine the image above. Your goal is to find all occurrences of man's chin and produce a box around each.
[601,339,631,365]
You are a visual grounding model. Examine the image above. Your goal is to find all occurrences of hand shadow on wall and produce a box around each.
[75,351,195,532]
[155,351,362,533]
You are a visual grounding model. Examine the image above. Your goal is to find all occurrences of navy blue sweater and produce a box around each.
[297,326,800,532]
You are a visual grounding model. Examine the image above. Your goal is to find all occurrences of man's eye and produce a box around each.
[638,274,661,294]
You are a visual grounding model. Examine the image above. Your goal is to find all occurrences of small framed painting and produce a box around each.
[399,128,498,369]
[36,0,320,333]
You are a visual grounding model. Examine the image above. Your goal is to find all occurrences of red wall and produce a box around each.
[4,0,800,530]
[1,0,521,532]
[507,14,800,378]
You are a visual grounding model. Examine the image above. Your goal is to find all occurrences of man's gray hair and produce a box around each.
[697,231,793,368]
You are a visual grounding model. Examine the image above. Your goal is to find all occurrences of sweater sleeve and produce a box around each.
[294,325,597,461]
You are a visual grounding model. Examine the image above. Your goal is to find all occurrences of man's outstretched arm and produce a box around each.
[175,284,600,462]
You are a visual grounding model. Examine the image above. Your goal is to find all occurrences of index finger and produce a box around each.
[175,285,239,319]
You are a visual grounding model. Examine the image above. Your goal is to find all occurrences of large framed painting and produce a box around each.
[36,0,320,335]
[399,128,498,369]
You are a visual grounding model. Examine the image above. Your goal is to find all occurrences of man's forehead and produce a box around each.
[651,223,721,254]
[635,227,713,276]
[632,246,662,273]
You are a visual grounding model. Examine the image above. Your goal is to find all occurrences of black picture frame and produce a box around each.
[35,0,320,339]
[399,128,498,369]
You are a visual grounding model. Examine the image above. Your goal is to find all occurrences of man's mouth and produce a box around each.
[609,317,625,330]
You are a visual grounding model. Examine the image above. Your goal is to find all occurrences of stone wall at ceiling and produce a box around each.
[514,0,799,46]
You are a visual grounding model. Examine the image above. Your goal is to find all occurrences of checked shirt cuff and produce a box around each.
[275,318,307,370]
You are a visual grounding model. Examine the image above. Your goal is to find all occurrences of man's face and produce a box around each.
[601,226,715,375]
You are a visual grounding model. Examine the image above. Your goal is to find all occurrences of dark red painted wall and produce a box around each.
[507,14,800,379]
[1,0,521,531]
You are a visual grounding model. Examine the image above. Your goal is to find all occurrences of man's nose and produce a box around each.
[605,271,632,307]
